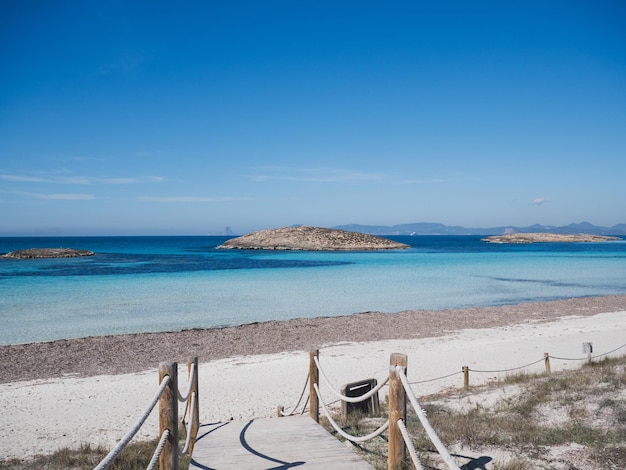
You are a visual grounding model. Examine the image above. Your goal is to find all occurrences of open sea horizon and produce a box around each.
[1,235,625,346]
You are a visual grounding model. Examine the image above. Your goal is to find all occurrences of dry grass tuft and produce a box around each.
[0,437,191,470]
[2,355,624,469]
[322,355,626,469]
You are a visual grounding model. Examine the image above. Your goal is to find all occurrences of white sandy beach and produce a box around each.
[1,309,625,461]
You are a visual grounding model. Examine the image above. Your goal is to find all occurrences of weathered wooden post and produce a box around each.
[462,366,469,389]
[583,342,593,365]
[544,353,551,375]
[388,353,408,470]
[309,350,320,423]
[187,357,199,455]
[159,362,179,470]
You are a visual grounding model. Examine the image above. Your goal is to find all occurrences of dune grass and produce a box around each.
[0,435,191,470]
[2,356,624,469]
[322,355,626,469]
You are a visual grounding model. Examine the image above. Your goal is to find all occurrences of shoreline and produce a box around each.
[1,295,626,460]
[2,294,626,384]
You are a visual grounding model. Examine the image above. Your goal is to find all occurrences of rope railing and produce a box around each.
[397,419,424,470]
[551,341,626,361]
[304,342,626,469]
[306,350,459,468]
[409,369,464,385]
[278,372,310,416]
[179,358,200,457]
[296,351,390,443]
[459,343,626,389]
[313,383,390,443]
[395,341,626,391]
[550,354,593,361]
[94,375,171,470]
[181,391,197,455]
[396,364,460,470]
[590,341,626,359]
[146,429,170,470]
[177,361,196,402]
[93,357,199,470]
[314,355,389,403]
[468,357,545,374]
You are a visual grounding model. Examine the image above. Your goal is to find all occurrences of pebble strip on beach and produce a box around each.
[2,294,625,384]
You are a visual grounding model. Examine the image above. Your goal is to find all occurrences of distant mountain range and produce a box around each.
[332,221,626,236]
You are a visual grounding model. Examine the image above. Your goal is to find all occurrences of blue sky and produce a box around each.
[1,1,625,235]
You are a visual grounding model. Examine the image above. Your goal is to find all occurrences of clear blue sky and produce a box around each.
[1,1,625,235]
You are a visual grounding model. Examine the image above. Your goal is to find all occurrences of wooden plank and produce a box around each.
[191,415,374,469]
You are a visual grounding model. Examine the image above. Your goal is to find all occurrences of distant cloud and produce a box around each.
[0,174,46,183]
[401,177,450,184]
[0,173,163,185]
[531,197,550,206]
[399,172,481,185]
[38,193,96,200]
[247,167,384,183]
[0,189,95,200]
[97,176,164,185]
[140,196,255,203]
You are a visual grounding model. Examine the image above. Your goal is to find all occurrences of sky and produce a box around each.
[1,1,625,236]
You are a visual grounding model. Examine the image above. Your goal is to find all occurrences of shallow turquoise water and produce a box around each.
[1,235,624,345]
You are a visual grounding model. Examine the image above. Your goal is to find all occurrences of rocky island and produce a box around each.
[218,226,410,251]
[482,233,622,244]
[1,248,95,259]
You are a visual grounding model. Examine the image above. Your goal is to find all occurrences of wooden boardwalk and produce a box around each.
[190,415,374,469]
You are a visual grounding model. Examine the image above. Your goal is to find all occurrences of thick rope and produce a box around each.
[301,394,310,415]
[409,344,626,384]
[550,354,591,361]
[397,419,424,470]
[177,362,196,402]
[592,342,626,359]
[410,370,463,385]
[181,391,197,455]
[396,366,461,470]
[279,373,310,416]
[551,342,626,361]
[181,396,189,425]
[313,383,389,443]
[469,357,544,373]
[94,375,171,470]
[146,428,170,470]
[314,356,389,403]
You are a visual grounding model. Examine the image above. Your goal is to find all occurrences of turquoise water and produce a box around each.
[1,236,625,345]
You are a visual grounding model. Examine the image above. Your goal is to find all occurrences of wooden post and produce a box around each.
[277,406,284,417]
[159,362,179,470]
[584,342,593,365]
[388,353,408,470]
[187,357,199,455]
[462,366,469,390]
[309,350,320,423]
[544,353,551,375]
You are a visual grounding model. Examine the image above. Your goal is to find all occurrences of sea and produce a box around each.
[1,235,625,346]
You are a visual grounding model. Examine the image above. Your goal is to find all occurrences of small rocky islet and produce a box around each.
[1,248,95,259]
[3,231,619,258]
[482,233,622,244]
[218,226,410,251]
